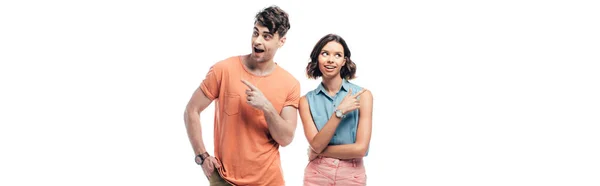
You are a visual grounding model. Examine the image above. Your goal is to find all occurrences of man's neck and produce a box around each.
[243,55,275,76]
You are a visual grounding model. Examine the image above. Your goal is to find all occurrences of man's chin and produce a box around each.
[250,55,267,63]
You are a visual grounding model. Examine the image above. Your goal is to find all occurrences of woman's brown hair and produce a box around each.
[306,34,356,80]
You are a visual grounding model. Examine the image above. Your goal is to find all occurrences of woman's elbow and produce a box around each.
[308,143,325,154]
[354,144,368,157]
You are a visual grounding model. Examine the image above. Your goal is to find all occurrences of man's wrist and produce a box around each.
[195,152,210,165]
[260,102,274,112]
[200,152,209,159]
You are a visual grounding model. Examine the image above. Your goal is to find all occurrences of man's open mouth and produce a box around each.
[254,47,265,53]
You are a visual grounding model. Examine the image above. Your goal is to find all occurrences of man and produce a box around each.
[184,5,300,186]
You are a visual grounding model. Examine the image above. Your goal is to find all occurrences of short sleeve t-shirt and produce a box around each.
[200,55,300,185]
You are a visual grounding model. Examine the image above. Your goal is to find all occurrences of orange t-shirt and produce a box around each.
[200,55,300,185]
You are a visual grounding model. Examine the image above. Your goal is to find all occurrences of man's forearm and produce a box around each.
[320,144,367,160]
[262,103,294,146]
[184,109,207,155]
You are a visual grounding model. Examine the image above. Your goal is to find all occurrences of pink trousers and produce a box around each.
[303,157,367,186]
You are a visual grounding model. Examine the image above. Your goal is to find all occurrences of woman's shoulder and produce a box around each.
[346,81,373,99]
[346,81,365,92]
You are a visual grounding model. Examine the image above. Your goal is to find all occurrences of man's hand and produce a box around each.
[241,79,272,111]
[201,156,221,180]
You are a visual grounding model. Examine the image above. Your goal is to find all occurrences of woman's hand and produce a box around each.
[337,89,367,115]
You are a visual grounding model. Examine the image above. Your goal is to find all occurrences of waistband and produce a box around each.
[313,157,364,167]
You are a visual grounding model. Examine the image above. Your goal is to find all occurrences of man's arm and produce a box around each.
[184,87,214,156]
[185,63,223,179]
[263,105,298,147]
[241,80,299,147]
[263,81,300,147]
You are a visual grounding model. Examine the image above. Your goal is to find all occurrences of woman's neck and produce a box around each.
[321,76,344,96]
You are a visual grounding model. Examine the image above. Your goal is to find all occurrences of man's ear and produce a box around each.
[278,36,286,48]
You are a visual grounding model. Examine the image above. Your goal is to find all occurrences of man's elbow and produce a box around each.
[278,122,296,147]
[183,106,199,124]
[183,106,191,117]
[278,134,294,147]
[183,109,189,121]
[183,107,190,116]
[279,141,291,147]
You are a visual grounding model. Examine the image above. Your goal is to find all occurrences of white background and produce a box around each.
[1,0,599,185]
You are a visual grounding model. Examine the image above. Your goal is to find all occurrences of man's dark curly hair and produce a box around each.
[255,5,291,37]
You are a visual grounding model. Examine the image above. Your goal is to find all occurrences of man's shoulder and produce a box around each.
[274,65,300,85]
[210,55,241,71]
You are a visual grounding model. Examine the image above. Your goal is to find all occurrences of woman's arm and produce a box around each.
[320,90,373,159]
[299,96,342,154]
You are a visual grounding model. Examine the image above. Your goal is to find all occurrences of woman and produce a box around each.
[299,34,373,186]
